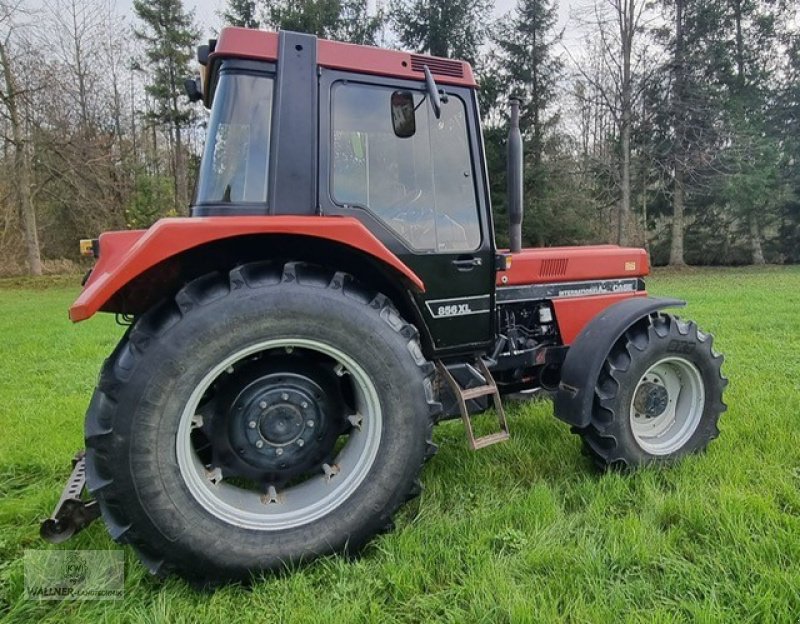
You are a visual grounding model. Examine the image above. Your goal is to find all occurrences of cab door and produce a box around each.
[320,71,495,356]
[319,72,495,355]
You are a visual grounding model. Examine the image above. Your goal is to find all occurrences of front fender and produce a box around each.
[69,216,425,322]
[553,296,686,428]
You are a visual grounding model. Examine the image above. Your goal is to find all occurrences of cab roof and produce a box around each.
[210,27,477,88]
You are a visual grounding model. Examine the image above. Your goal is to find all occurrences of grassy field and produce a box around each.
[1,266,799,623]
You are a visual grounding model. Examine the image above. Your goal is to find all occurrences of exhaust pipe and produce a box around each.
[507,99,524,253]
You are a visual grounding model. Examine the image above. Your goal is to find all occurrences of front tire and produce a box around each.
[84,262,439,582]
[577,313,727,468]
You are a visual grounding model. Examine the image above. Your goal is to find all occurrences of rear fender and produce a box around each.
[70,216,425,322]
[553,296,686,428]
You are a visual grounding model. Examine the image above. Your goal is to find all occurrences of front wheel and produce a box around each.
[84,262,439,583]
[577,313,727,468]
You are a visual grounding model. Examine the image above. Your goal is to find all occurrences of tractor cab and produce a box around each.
[192,29,496,355]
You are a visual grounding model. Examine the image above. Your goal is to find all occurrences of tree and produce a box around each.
[222,0,260,28]
[133,0,199,211]
[390,0,492,64]
[571,0,655,246]
[665,0,687,264]
[704,0,788,264]
[0,2,41,275]
[725,0,776,264]
[776,10,800,262]
[262,0,383,45]
[494,0,563,245]
[336,0,384,45]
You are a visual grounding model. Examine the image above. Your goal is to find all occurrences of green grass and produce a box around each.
[1,266,799,623]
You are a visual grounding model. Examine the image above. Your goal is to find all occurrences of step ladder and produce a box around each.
[436,359,509,450]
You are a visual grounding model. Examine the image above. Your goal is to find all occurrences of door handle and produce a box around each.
[452,256,482,270]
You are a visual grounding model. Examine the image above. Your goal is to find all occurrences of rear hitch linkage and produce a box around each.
[40,450,101,544]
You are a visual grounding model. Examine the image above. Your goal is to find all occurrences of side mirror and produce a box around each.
[391,90,416,138]
[184,77,202,103]
[197,44,210,67]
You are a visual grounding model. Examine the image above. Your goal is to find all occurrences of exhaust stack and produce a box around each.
[507,99,523,253]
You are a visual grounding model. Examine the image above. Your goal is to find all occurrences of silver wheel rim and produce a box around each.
[176,339,382,530]
[629,356,705,456]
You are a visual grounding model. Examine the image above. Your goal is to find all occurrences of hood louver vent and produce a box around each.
[539,258,569,277]
[410,55,464,78]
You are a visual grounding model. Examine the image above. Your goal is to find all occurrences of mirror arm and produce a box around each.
[422,65,442,119]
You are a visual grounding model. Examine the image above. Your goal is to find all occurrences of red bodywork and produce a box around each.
[209,28,477,89]
[71,214,649,346]
[496,245,648,286]
[70,216,425,322]
[496,245,650,344]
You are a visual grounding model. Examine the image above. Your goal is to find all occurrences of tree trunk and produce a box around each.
[0,40,41,275]
[668,0,687,266]
[669,168,686,265]
[70,0,89,129]
[619,112,631,246]
[175,124,187,209]
[749,213,765,265]
[616,0,634,246]
[19,146,41,275]
[733,0,745,91]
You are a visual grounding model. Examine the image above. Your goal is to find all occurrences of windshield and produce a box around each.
[331,82,480,252]
[196,71,274,205]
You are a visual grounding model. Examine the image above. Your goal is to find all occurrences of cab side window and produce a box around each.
[331,82,481,252]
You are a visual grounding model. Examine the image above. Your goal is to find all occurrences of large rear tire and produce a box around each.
[84,262,439,583]
[576,313,727,468]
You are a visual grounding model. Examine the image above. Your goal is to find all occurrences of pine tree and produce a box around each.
[133,0,199,211]
[390,0,492,64]
[654,0,728,264]
[776,16,800,262]
[494,0,563,245]
[335,0,384,45]
[263,0,383,45]
[718,0,785,264]
[222,0,260,28]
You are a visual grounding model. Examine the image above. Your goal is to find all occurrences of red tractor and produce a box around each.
[42,28,726,583]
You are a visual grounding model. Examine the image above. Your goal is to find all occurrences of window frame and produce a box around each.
[319,69,491,257]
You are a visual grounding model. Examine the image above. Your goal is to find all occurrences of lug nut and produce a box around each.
[281,393,289,401]
[297,439,305,447]
[276,448,284,456]
[248,420,257,429]
[301,401,308,409]
[307,420,314,428]
[259,401,267,409]
[255,440,264,448]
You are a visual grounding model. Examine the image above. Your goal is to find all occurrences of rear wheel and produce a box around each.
[577,313,726,468]
[84,262,439,582]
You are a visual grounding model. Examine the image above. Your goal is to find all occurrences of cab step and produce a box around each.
[436,359,509,450]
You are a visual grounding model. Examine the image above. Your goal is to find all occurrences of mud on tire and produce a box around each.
[84,262,440,583]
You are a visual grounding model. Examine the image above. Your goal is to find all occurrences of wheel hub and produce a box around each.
[629,356,706,456]
[177,338,384,531]
[209,358,345,484]
[259,402,304,445]
[632,381,669,418]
